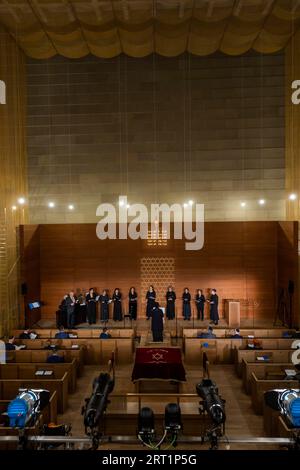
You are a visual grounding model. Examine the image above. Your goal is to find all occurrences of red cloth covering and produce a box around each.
[131,347,186,382]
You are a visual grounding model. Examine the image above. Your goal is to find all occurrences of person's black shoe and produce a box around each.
[214,322,218,325]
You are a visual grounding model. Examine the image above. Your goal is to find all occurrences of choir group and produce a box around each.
[58,286,219,329]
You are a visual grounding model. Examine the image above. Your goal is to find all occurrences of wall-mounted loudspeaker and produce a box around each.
[21,283,28,296]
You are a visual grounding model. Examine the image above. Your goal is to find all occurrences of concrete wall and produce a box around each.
[26,52,285,223]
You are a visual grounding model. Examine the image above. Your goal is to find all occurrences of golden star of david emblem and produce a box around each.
[152,352,163,361]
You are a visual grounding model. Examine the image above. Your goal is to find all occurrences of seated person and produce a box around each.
[19,329,38,340]
[197,326,216,339]
[246,338,262,350]
[46,351,65,363]
[99,327,111,339]
[19,329,30,339]
[230,328,243,339]
[55,326,70,339]
[5,336,26,351]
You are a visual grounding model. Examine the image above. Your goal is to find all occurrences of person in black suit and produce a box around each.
[128,287,138,320]
[166,286,176,320]
[151,302,164,342]
[86,287,98,325]
[208,288,219,325]
[195,289,206,321]
[146,285,156,320]
[65,291,77,329]
[112,288,123,321]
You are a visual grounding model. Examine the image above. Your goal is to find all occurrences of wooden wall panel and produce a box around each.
[19,221,298,325]
[19,225,41,327]
[277,222,299,326]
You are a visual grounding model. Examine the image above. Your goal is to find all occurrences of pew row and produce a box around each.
[184,337,294,365]
[250,372,298,414]
[234,349,294,377]
[0,360,77,393]
[241,360,295,394]
[183,328,295,339]
[5,348,84,376]
[12,328,134,339]
[0,371,69,413]
[14,338,133,365]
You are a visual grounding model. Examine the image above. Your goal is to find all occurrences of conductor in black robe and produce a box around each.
[195,289,206,321]
[151,302,164,342]
[208,289,219,325]
[129,287,138,320]
[99,290,110,322]
[86,287,97,325]
[112,288,123,321]
[166,286,176,320]
[146,285,156,319]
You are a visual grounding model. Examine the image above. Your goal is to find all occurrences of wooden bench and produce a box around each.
[15,338,133,365]
[250,371,299,414]
[242,360,295,394]
[234,348,294,376]
[12,328,134,339]
[183,328,295,339]
[5,348,84,376]
[0,371,69,413]
[184,337,294,365]
[0,360,77,393]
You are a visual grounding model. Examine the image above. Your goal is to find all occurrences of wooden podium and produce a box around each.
[225,300,240,328]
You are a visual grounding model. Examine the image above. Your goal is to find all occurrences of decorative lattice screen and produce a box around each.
[140,257,175,308]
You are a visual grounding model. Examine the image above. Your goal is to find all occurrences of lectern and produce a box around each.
[225,300,240,328]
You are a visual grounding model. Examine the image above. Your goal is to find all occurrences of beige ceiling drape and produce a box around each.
[0,0,300,59]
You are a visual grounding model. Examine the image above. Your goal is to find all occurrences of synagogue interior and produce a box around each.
[1,0,300,452]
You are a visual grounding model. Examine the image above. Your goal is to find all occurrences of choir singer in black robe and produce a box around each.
[129,287,138,320]
[195,289,205,321]
[166,286,176,320]
[86,287,97,325]
[151,302,164,342]
[99,289,110,322]
[112,288,123,321]
[182,287,191,320]
[208,288,219,325]
[146,285,156,320]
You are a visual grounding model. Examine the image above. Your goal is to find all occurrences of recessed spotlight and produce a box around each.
[188,200,194,206]
[126,204,130,209]
[119,200,125,207]
[289,193,297,201]
[18,197,25,205]
[68,204,74,210]
[240,201,246,208]
[12,205,17,211]
[258,199,265,205]
[183,203,188,208]
[48,201,55,208]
